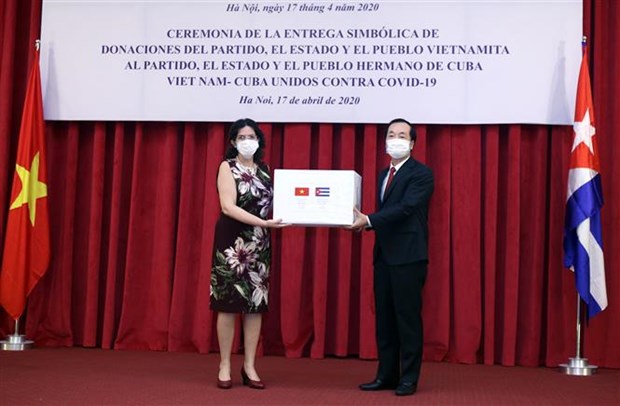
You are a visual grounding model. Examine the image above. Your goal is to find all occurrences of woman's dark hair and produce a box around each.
[225,118,266,163]
[387,118,417,142]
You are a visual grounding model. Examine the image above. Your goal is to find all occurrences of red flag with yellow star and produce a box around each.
[0,50,50,320]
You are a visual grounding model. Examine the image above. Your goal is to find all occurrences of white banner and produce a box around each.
[40,0,582,124]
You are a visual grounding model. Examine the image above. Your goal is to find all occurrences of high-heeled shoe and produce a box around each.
[216,378,232,389]
[241,367,265,390]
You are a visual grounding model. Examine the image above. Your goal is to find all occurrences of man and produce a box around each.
[350,118,434,396]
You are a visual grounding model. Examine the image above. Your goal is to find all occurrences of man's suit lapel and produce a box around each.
[383,159,415,203]
[378,167,389,207]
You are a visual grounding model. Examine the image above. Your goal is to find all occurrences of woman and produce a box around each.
[210,118,287,390]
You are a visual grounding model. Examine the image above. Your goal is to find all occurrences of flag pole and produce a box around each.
[0,318,34,351]
[558,294,597,375]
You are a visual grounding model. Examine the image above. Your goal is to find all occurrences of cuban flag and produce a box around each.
[315,187,330,197]
[563,44,607,318]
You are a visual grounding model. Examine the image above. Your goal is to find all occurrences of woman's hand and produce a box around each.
[264,218,291,228]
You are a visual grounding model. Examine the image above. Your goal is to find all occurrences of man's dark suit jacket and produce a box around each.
[368,157,434,265]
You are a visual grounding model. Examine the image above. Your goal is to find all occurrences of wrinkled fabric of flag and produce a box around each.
[0,50,50,320]
[563,48,607,318]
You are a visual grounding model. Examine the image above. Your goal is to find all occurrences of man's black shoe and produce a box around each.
[359,379,398,391]
[395,382,417,396]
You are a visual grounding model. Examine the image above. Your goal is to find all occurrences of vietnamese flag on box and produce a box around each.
[0,50,50,320]
[294,187,309,196]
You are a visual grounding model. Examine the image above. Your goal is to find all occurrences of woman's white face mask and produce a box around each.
[236,139,259,158]
[385,138,412,159]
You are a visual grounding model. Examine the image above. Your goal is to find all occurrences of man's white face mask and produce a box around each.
[385,138,412,159]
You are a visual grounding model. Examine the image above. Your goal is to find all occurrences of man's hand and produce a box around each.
[347,207,368,232]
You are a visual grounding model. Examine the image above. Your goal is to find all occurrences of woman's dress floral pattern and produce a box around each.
[210,159,272,313]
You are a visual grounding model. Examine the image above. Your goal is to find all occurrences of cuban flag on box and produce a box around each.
[315,187,330,197]
[563,44,607,318]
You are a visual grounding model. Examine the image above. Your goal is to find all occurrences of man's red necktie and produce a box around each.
[386,167,396,189]
[384,166,396,196]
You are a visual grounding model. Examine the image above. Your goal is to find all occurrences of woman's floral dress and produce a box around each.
[210,159,272,313]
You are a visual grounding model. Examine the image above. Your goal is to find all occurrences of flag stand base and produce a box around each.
[559,357,597,376]
[0,334,34,351]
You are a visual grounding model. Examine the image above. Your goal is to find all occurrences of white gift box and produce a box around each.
[273,169,362,226]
